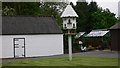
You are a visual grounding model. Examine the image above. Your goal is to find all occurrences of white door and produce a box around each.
[14,38,25,58]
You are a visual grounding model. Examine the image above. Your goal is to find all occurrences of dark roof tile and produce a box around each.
[2,16,63,35]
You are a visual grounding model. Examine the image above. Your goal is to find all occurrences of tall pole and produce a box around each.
[68,30,72,61]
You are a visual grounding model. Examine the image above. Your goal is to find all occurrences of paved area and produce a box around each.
[1,50,119,62]
[73,50,119,58]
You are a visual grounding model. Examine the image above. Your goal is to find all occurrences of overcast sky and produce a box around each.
[69,0,120,17]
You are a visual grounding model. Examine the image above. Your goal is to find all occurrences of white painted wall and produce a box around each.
[118,1,120,18]
[63,18,77,29]
[0,34,63,58]
[0,36,2,59]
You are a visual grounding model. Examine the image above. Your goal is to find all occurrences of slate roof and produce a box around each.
[1,16,63,35]
[109,22,120,30]
[61,5,78,18]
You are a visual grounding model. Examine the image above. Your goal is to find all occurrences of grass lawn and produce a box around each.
[2,56,119,66]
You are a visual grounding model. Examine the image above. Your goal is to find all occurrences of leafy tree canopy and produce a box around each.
[74,1,117,33]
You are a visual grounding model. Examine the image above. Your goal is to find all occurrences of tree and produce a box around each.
[74,1,117,33]
[87,1,99,32]
[92,8,117,29]
[2,2,40,15]
[2,6,16,16]
[75,1,89,32]
[74,1,100,33]
[38,2,67,28]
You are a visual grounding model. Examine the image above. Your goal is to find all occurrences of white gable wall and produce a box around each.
[0,36,2,59]
[0,34,63,58]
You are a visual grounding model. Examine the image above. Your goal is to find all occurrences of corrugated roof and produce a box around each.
[61,5,78,18]
[109,22,120,29]
[86,30,109,37]
[2,16,63,35]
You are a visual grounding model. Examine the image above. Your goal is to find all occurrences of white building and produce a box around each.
[118,1,120,18]
[0,16,63,58]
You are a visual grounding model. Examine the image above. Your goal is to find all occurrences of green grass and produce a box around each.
[2,56,119,66]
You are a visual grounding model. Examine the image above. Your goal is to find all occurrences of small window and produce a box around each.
[73,24,75,28]
[64,24,67,28]
[68,19,72,24]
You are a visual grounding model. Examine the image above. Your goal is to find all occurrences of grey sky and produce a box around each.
[69,0,120,17]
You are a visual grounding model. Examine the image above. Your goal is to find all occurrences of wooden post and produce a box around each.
[68,30,72,61]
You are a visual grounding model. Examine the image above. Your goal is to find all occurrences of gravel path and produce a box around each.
[1,50,119,62]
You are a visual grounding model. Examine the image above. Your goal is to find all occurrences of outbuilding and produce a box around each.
[109,22,120,51]
[84,29,110,49]
[0,16,63,58]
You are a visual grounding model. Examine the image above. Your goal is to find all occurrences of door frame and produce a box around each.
[13,38,26,58]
